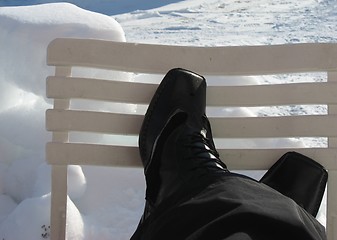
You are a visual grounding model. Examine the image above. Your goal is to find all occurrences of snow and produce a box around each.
[0,0,335,239]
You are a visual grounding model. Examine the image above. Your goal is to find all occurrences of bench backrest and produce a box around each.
[46,38,337,240]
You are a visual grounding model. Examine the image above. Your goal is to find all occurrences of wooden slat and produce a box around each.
[46,142,141,167]
[49,66,70,240]
[221,148,337,170]
[46,39,337,240]
[46,109,143,135]
[47,39,337,75]
[327,171,337,240]
[46,76,157,104]
[210,115,337,138]
[46,142,337,170]
[208,82,337,106]
[50,166,67,240]
[327,71,337,240]
[47,76,337,106]
[46,109,337,138]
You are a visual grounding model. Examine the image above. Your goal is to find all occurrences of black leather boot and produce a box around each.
[139,68,207,171]
[260,151,328,217]
[153,115,228,207]
[136,68,228,227]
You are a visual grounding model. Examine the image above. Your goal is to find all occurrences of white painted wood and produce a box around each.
[46,109,143,135]
[47,76,337,106]
[327,171,337,240]
[47,142,140,167]
[46,76,157,104]
[50,165,67,240]
[208,82,337,107]
[210,115,337,138]
[46,38,337,240]
[47,39,337,75]
[327,72,337,240]
[46,109,337,138]
[46,142,337,170]
[49,66,71,240]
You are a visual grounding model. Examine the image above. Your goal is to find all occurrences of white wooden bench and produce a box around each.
[46,38,337,240]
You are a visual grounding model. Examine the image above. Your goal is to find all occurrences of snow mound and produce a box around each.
[0,3,125,96]
[0,194,84,240]
[0,3,126,238]
[33,164,87,200]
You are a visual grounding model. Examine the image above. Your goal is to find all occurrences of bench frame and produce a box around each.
[46,38,337,240]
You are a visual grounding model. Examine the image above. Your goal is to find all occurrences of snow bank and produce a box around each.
[0,194,84,240]
[0,3,128,239]
[0,3,125,96]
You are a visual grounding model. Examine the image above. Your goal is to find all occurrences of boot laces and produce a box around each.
[183,129,227,171]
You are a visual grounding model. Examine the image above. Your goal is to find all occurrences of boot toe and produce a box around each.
[139,68,206,170]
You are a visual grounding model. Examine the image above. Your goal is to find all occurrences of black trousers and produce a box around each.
[131,173,326,240]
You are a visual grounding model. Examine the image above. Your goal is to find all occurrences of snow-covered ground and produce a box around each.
[0,0,336,239]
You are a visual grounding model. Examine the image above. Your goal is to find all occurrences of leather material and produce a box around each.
[260,151,328,217]
[155,119,228,207]
[132,70,327,240]
[139,68,207,172]
[138,68,208,209]
[137,68,227,222]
